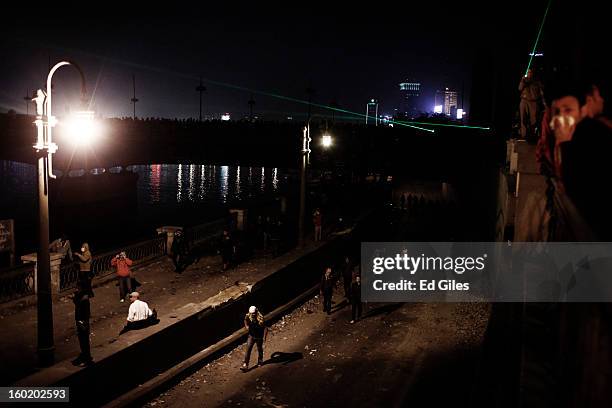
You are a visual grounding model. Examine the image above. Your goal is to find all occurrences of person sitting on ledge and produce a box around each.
[119,292,158,335]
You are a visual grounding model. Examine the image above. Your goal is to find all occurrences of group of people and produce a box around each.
[320,256,362,323]
[239,256,363,372]
[49,236,158,367]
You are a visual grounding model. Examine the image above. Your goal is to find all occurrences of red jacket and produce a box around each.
[111,257,133,277]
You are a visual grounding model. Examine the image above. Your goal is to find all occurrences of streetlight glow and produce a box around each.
[62,110,99,146]
[322,134,333,148]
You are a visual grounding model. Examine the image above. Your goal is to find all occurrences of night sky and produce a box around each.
[0,2,570,121]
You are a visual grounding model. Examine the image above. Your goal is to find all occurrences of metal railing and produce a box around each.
[184,219,226,247]
[0,263,35,303]
[60,233,167,292]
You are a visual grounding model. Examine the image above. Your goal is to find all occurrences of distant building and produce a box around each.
[434,88,458,116]
[365,99,379,126]
[399,81,420,118]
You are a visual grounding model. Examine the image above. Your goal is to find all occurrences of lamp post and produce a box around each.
[297,117,333,247]
[32,60,89,366]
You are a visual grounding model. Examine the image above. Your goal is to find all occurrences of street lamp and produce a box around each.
[298,118,333,247]
[32,60,92,366]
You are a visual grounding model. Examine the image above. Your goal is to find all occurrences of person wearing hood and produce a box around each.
[74,243,94,297]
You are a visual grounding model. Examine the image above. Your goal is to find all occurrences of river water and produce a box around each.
[0,160,291,260]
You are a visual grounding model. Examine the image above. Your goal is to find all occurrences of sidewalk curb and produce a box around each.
[103,285,320,408]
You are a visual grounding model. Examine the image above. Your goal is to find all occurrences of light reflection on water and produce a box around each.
[130,163,284,211]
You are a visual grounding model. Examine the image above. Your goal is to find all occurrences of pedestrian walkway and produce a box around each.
[0,240,325,385]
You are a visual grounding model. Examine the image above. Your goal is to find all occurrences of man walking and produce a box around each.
[350,276,362,324]
[241,306,268,371]
[111,251,133,302]
[320,266,334,315]
[71,290,93,367]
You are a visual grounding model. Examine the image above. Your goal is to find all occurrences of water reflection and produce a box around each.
[188,164,195,202]
[220,166,229,203]
[177,164,183,202]
[150,164,161,203]
[260,167,265,192]
[236,166,241,196]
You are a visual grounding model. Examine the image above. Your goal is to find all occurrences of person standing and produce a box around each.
[220,229,235,271]
[74,243,93,297]
[519,68,544,142]
[71,290,93,367]
[350,276,362,324]
[320,267,334,315]
[313,208,322,242]
[171,230,187,273]
[111,251,133,302]
[241,306,268,371]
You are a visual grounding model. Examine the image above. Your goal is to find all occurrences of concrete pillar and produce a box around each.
[156,226,183,255]
[20,252,65,296]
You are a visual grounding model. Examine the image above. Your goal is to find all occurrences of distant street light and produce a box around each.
[298,117,333,247]
[32,60,95,366]
[196,77,206,122]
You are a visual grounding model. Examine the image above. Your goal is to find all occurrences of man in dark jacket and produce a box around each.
[71,290,93,367]
[350,276,363,324]
[241,305,268,371]
[320,267,335,315]
[74,243,93,297]
[220,230,235,271]
[171,230,187,272]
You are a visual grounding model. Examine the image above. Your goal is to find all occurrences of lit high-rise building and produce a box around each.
[399,80,420,118]
[443,88,458,116]
[365,99,379,126]
[434,87,458,116]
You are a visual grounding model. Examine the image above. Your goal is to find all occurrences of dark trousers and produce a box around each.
[77,322,92,361]
[118,276,131,300]
[352,301,363,321]
[323,289,333,313]
[244,335,263,365]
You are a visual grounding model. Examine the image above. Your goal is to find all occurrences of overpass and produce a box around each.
[0,113,501,181]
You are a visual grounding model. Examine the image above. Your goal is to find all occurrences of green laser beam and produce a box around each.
[28,40,487,132]
[394,120,490,130]
[525,0,553,76]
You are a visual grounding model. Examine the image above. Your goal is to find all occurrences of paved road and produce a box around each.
[146,291,490,408]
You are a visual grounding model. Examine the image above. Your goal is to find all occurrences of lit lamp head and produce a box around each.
[63,110,99,146]
[321,134,333,148]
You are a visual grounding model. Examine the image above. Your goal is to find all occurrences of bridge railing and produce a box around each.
[59,234,167,293]
[183,219,226,248]
[0,263,36,303]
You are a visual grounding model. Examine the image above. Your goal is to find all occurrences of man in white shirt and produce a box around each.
[120,292,158,334]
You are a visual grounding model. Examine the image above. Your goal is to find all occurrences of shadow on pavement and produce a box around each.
[264,351,304,366]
